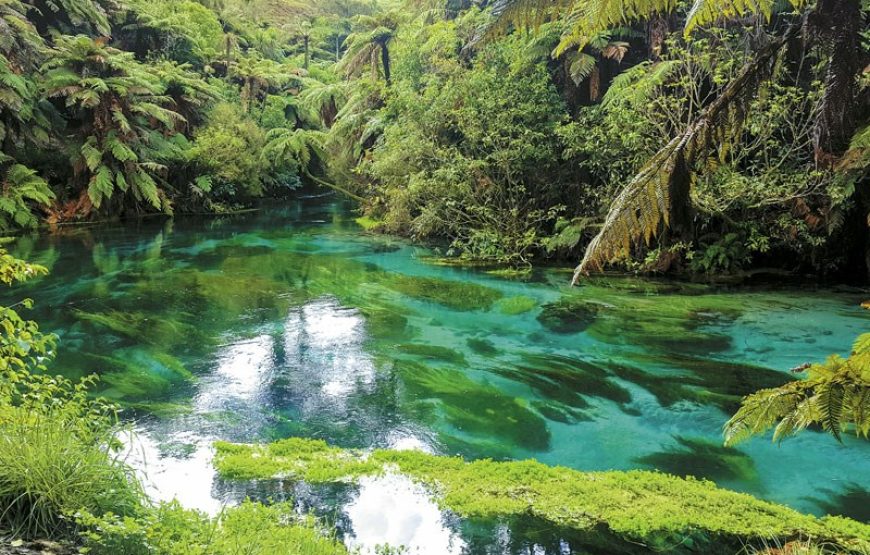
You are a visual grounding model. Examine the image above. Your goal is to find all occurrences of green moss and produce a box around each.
[496,295,538,315]
[354,216,383,231]
[388,275,503,311]
[213,438,380,482]
[635,436,759,483]
[213,438,870,555]
[396,343,466,364]
[485,267,532,279]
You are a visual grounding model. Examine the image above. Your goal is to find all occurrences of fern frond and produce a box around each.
[574,27,796,280]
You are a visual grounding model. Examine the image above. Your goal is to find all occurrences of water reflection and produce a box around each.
[345,473,466,555]
[283,297,376,405]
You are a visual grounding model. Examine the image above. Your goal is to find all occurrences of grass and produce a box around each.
[0,404,143,538]
[214,438,870,555]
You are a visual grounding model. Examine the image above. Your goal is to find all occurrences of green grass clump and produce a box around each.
[0,374,144,539]
[388,275,503,311]
[77,500,348,555]
[496,295,538,315]
[213,438,870,555]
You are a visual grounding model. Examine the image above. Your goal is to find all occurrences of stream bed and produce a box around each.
[5,196,869,553]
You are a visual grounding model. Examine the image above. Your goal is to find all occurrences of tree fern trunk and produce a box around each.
[647,13,669,62]
[812,0,865,162]
[381,44,391,85]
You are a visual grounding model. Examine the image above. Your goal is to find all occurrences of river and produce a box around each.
[4,195,869,553]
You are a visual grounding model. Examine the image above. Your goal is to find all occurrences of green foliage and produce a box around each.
[42,35,184,214]
[0,249,143,538]
[0,163,54,230]
[724,333,870,445]
[77,500,348,555]
[355,14,585,266]
[214,438,870,554]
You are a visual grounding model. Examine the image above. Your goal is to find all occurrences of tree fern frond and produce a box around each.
[852,333,870,355]
[816,381,846,442]
[685,0,807,35]
[574,27,796,280]
[566,52,596,85]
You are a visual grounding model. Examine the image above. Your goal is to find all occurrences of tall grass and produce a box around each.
[0,373,144,539]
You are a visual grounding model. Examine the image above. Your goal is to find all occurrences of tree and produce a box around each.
[339,12,400,84]
[724,333,870,445]
[481,0,868,277]
[42,35,185,217]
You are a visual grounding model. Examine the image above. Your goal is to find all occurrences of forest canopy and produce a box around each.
[0,0,868,280]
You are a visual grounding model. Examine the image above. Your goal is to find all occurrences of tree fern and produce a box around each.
[573,27,796,279]
[724,333,870,445]
[0,163,54,231]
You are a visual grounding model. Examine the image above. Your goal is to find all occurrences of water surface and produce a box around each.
[5,196,870,553]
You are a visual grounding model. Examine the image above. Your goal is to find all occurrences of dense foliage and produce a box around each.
[0,0,371,227]
[1,0,867,280]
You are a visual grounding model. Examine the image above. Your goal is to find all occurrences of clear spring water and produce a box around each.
[4,196,869,553]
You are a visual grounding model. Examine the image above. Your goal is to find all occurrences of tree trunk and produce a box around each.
[381,43,391,85]
[647,13,669,62]
[303,36,310,70]
[811,0,865,163]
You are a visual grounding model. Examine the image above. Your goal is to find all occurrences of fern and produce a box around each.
[724,335,870,446]
[0,163,54,231]
[574,27,796,279]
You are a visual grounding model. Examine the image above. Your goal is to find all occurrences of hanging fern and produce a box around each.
[724,333,870,445]
[573,26,797,279]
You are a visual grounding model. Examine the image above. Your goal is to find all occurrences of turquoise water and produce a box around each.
[4,196,869,552]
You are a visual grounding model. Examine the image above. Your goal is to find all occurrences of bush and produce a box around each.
[0,372,144,538]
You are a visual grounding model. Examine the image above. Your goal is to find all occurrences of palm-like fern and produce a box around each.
[24,0,111,36]
[298,78,346,127]
[263,127,363,200]
[724,333,870,445]
[0,163,54,231]
[42,35,185,215]
[339,13,399,84]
